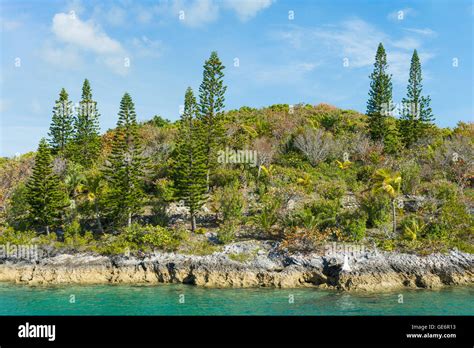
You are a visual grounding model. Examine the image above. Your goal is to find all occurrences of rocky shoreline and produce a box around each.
[0,241,473,291]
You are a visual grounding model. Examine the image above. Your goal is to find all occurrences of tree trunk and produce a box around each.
[191,214,196,233]
[392,199,397,235]
[128,211,132,227]
[206,169,210,193]
[46,225,50,235]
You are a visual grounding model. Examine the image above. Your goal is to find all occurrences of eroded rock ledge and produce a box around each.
[0,241,473,291]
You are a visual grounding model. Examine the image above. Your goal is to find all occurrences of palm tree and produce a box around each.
[372,168,402,234]
[64,163,86,217]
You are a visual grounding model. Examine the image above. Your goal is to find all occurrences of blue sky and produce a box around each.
[0,0,472,156]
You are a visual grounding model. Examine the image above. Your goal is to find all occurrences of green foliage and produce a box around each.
[198,51,227,186]
[400,160,421,195]
[104,223,183,252]
[5,183,32,231]
[339,211,367,241]
[399,50,434,147]
[26,139,67,233]
[48,88,75,154]
[251,194,282,236]
[217,220,237,244]
[147,115,170,128]
[367,43,394,143]
[64,224,94,249]
[361,194,391,228]
[212,182,245,223]
[72,79,101,166]
[317,180,347,201]
[308,199,340,229]
[0,227,36,245]
[180,238,220,256]
[425,195,471,240]
[172,87,208,231]
[400,216,425,241]
[104,93,146,227]
[152,178,173,226]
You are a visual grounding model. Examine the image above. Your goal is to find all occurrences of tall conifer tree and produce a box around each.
[198,51,227,191]
[399,49,434,147]
[48,88,74,155]
[73,79,101,166]
[104,93,145,227]
[26,138,67,234]
[173,87,207,232]
[367,43,394,143]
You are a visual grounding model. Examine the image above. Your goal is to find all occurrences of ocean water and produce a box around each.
[0,283,472,315]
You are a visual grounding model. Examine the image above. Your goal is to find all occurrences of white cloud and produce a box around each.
[155,0,274,27]
[45,12,129,75]
[391,36,421,50]
[223,0,274,21]
[131,36,165,58]
[404,28,437,37]
[273,18,435,83]
[52,13,123,54]
[1,19,22,31]
[41,42,84,69]
[171,0,219,27]
[311,19,387,68]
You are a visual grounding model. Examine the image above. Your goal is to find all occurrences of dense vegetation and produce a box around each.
[0,45,473,256]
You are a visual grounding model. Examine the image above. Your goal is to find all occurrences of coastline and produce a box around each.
[0,241,472,291]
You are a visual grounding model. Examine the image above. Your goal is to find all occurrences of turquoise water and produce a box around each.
[0,283,472,315]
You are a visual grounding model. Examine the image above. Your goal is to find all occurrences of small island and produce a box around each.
[1,47,473,291]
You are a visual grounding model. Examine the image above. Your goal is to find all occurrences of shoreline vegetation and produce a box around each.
[0,46,473,291]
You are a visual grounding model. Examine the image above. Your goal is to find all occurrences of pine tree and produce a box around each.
[399,49,435,147]
[173,87,208,232]
[73,79,101,166]
[198,51,227,191]
[367,43,394,143]
[26,138,67,234]
[48,88,75,155]
[104,93,145,227]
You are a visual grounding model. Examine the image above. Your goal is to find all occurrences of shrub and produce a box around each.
[400,217,425,241]
[284,207,319,231]
[211,183,245,223]
[308,199,340,229]
[361,194,390,228]
[0,227,36,245]
[142,225,179,250]
[280,227,330,254]
[316,180,347,201]
[424,196,471,240]
[181,239,220,256]
[400,160,421,195]
[211,168,243,188]
[217,221,237,244]
[293,128,335,166]
[339,211,367,241]
[117,223,182,251]
[64,229,94,249]
[251,194,282,237]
